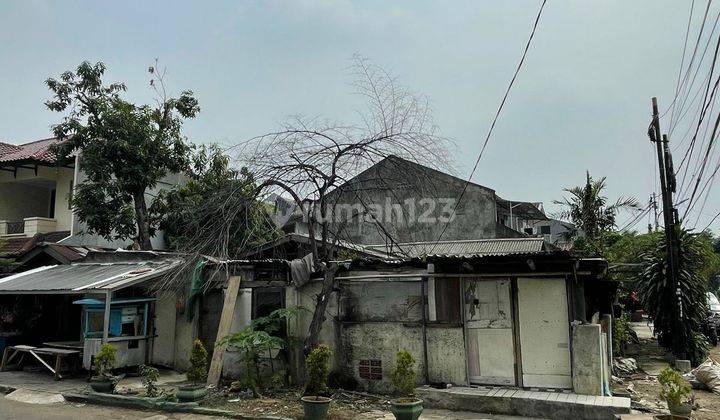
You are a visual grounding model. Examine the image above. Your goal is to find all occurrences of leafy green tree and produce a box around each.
[554,172,638,252]
[156,145,279,257]
[635,228,711,365]
[46,61,199,249]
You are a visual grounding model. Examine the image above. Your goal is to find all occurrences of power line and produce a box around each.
[431,0,548,250]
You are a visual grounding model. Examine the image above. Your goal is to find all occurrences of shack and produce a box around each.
[0,250,181,377]
[183,236,615,396]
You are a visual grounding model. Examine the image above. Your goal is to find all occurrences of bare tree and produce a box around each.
[233,55,454,351]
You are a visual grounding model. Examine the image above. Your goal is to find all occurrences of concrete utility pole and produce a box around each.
[649,97,686,358]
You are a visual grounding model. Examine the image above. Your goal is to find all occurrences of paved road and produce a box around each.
[0,393,538,420]
[0,396,221,420]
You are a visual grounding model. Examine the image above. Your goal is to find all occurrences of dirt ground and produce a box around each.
[198,387,392,419]
[614,322,720,419]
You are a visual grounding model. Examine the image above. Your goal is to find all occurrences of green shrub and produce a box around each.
[187,339,209,385]
[94,344,117,379]
[613,313,631,356]
[390,350,417,397]
[139,364,160,397]
[217,306,304,395]
[305,344,332,395]
[658,367,692,407]
[688,332,710,367]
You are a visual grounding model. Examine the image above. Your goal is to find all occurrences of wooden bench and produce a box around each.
[1,345,81,380]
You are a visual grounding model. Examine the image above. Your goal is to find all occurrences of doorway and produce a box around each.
[464,278,516,386]
[517,277,572,388]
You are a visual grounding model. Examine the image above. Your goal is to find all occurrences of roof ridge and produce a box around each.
[368,237,542,247]
[18,137,59,146]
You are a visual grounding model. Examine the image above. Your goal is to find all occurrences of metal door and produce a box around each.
[464,278,516,385]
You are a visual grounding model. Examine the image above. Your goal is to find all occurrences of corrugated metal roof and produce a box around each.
[366,238,546,258]
[0,259,180,293]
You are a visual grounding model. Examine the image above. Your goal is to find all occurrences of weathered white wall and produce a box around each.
[571,323,604,395]
[173,297,199,370]
[53,167,75,231]
[221,288,253,378]
[426,327,467,385]
[342,323,423,393]
[151,292,177,368]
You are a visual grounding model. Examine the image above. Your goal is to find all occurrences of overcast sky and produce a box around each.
[1,1,717,233]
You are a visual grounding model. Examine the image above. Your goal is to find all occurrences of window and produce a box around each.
[359,359,382,380]
[540,225,551,235]
[252,287,286,337]
[83,304,147,338]
[49,189,56,218]
[524,227,534,235]
[431,278,461,323]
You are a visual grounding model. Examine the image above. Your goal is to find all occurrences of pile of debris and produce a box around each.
[683,358,720,394]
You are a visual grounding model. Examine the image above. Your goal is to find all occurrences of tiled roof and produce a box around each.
[0,231,71,257]
[0,138,61,164]
[366,237,547,258]
[0,237,34,256]
[0,142,22,156]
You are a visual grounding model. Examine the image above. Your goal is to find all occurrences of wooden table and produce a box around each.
[1,345,80,380]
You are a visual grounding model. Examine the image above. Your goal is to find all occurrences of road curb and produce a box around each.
[62,392,292,420]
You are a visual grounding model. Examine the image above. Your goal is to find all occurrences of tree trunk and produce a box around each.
[133,190,153,250]
[305,262,339,353]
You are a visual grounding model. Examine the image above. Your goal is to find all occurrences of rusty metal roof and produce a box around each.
[366,237,547,258]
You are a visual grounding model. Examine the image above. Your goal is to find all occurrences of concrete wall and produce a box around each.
[221,288,254,378]
[426,327,467,385]
[325,157,498,244]
[24,217,58,236]
[571,323,604,396]
[53,166,75,231]
[151,291,178,368]
[173,294,200,371]
[340,281,423,322]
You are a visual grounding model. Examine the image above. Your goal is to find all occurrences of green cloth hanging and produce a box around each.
[185,259,207,321]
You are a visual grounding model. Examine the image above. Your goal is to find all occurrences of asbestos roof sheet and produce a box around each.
[366,237,546,258]
[0,259,180,293]
[0,138,61,163]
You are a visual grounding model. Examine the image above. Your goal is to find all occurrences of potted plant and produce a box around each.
[389,350,423,420]
[139,364,160,397]
[301,344,333,420]
[658,367,693,418]
[90,344,118,393]
[177,339,209,402]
